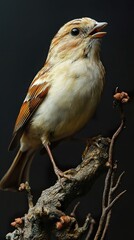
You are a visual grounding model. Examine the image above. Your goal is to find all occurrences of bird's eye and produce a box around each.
[71,28,80,36]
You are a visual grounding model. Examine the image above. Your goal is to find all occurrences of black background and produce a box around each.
[0,0,134,239]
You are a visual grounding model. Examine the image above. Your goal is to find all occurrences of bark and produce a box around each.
[6,136,110,240]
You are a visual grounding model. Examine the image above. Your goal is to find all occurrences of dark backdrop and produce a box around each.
[0,0,134,239]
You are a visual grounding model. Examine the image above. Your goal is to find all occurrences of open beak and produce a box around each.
[90,22,108,38]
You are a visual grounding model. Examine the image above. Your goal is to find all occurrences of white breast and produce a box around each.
[30,58,104,142]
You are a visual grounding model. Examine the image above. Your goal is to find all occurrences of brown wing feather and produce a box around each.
[9,82,50,151]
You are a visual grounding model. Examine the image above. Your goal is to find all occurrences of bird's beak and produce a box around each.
[90,22,108,38]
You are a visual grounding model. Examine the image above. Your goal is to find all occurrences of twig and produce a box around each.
[100,210,111,240]
[19,181,34,208]
[112,171,125,193]
[94,169,126,240]
[94,90,129,240]
[108,119,124,166]
[106,189,126,213]
[70,202,80,217]
[100,190,126,240]
[102,168,112,209]
[85,218,95,240]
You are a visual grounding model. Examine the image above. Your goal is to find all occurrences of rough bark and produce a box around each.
[6,136,110,240]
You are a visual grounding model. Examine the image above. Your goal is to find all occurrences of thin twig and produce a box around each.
[94,212,106,240]
[25,182,34,209]
[100,169,115,240]
[94,96,126,240]
[100,210,112,240]
[108,119,124,166]
[102,168,112,209]
[19,182,34,209]
[112,171,125,193]
[70,202,80,217]
[85,218,95,240]
[106,190,126,213]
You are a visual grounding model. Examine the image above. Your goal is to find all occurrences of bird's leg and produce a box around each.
[42,140,71,182]
[45,143,63,180]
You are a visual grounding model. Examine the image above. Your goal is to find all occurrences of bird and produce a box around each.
[0,17,107,191]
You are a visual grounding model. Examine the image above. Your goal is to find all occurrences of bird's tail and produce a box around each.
[0,149,36,191]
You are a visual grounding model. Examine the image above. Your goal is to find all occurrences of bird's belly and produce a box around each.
[30,81,101,142]
[52,102,94,140]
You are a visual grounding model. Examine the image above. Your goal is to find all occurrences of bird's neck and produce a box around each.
[86,40,101,62]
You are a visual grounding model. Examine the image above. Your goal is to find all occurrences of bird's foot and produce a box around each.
[54,167,73,187]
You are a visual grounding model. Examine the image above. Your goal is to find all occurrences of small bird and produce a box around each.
[0,17,107,191]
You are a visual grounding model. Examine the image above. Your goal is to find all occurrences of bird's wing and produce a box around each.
[9,69,51,150]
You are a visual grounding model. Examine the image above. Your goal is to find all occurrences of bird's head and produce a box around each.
[47,17,107,63]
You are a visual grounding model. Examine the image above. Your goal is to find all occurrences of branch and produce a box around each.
[94,89,129,240]
[6,136,110,240]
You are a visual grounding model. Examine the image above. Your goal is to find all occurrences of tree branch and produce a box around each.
[93,89,129,240]
[6,136,110,240]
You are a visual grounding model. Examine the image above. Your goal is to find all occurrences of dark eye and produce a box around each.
[71,28,80,36]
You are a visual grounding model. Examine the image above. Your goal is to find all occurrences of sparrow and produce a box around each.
[0,17,107,191]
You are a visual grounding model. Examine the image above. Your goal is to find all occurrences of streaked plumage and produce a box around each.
[0,17,107,191]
